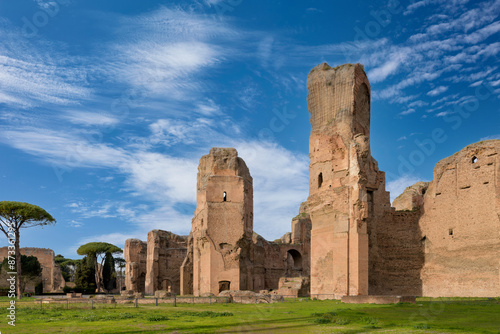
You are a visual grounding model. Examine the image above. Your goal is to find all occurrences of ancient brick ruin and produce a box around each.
[126,148,311,297]
[124,63,499,298]
[0,247,65,293]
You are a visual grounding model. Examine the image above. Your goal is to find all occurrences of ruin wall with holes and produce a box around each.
[416,141,500,297]
[306,63,499,298]
[125,148,311,296]
[124,62,499,298]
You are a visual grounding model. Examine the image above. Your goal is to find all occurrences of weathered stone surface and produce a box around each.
[125,147,311,297]
[393,181,429,211]
[418,140,500,297]
[278,276,310,297]
[154,290,173,298]
[219,290,284,303]
[368,211,424,296]
[0,247,65,293]
[145,230,187,295]
[191,148,254,296]
[307,63,391,297]
[124,239,147,293]
[122,63,499,300]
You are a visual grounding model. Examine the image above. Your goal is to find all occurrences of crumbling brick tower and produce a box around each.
[191,148,254,296]
[307,63,391,297]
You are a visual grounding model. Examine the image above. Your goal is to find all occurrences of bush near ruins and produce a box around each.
[74,256,96,293]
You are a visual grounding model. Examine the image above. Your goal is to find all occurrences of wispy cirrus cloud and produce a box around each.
[62,111,120,126]
[427,85,449,96]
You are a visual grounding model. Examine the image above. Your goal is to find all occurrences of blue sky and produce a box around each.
[0,0,499,259]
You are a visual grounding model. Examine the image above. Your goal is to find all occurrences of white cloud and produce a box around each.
[399,108,416,116]
[0,127,128,169]
[125,152,198,204]
[257,36,274,68]
[480,134,500,141]
[368,58,402,83]
[62,111,120,126]
[113,41,220,99]
[68,220,83,228]
[435,110,454,117]
[0,54,90,108]
[196,99,222,116]
[427,85,449,96]
[236,141,308,239]
[0,121,309,241]
[404,0,431,15]
[463,20,500,44]
[408,100,429,108]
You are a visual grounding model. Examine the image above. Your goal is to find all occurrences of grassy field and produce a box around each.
[0,297,499,333]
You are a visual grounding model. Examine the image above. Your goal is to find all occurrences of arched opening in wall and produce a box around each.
[223,191,227,201]
[219,280,230,293]
[287,249,303,270]
[472,156,478,164]
[162,279,172,292]
[318,173,323,188]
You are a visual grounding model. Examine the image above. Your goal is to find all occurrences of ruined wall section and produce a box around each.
[419,140,500,297]
[393,182,429,211]
[145,230,187,295]
[191,148,254,296]
[307,63,391,298]
[369,211,424,295]
[124,239,147,293]
[0,247,65,293]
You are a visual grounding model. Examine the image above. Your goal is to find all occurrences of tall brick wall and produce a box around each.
[191,148,254,296]
[368,211,424,295]
[307,63,392,297]
[144,230,187,295]
[124,239,147,292]
[418,140,500,297]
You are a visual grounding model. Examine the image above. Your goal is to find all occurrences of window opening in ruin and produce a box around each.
[472,156,477,164]
[219,280,230,293]
[287,249,303,270]
[223,191,227,201]
[318,173,323,188]
[449,229,453,236]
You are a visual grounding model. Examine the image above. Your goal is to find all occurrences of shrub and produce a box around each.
[146,315,169,322]
[35,282,44,295]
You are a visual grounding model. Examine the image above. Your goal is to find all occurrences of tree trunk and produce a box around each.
[15,230,22,300]
[94,255,102,293]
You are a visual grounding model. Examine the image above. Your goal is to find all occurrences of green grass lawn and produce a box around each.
[0,297,499,333]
